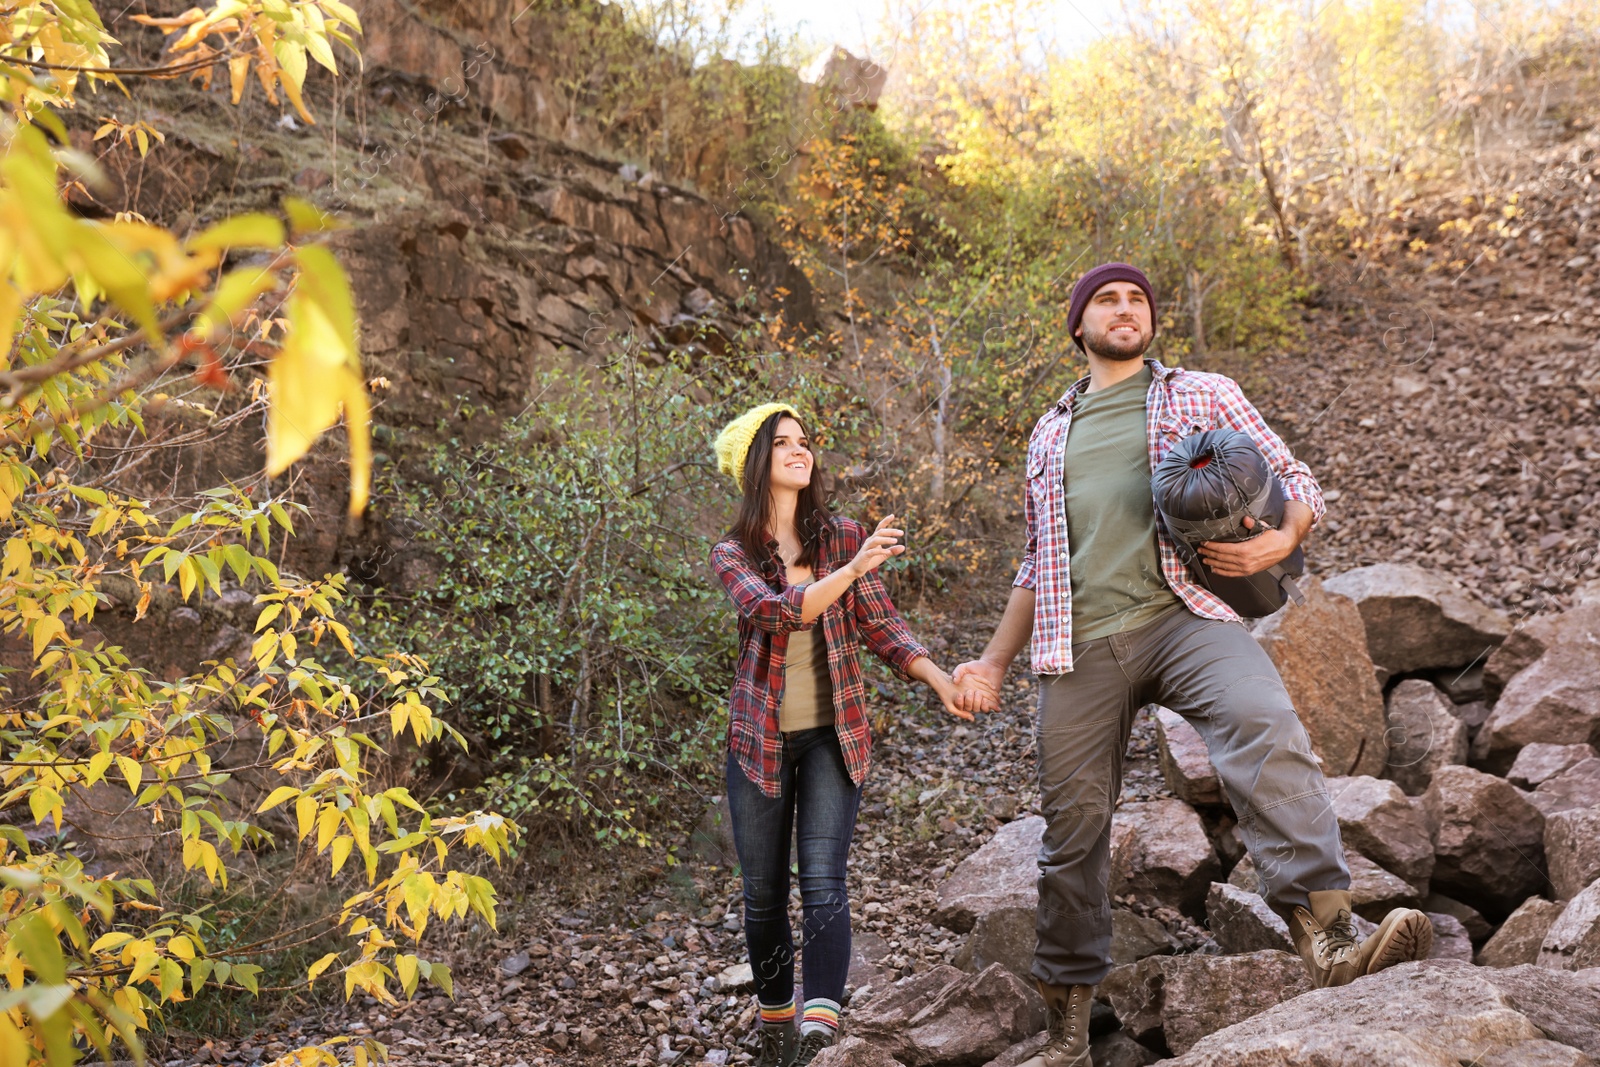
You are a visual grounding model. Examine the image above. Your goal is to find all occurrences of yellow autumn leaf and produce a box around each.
[307,952,338,982]
[330,835,353,875]
[31,615,65,659]
[265,290,370,514]
[117,755,143,796]
[228,53,250,103]
[296,794,317,841]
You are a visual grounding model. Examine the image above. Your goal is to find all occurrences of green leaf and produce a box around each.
[15,913,66,984]
[233,963,262,995]
[224,543,254,583]
[430,962,453,997]
[189,958,214,994]
[157,957,185,1001]
[68,485,107,505]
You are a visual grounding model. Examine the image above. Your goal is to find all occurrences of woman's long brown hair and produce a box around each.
[728,411,833,574]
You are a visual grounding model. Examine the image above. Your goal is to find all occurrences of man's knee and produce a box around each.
[1213,678,1312,751]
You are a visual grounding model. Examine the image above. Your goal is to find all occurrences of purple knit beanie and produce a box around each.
[1067,262,1158,351]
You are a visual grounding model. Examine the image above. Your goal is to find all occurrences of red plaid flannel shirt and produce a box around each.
[1016,359,1325,674]
[711,516,930,798]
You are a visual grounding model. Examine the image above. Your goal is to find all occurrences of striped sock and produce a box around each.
[800,998,841,1037]
[759,998,796,1028]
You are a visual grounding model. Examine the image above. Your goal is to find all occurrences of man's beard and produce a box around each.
[1083,324,1151,361]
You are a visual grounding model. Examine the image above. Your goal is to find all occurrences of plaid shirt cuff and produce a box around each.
[1014,554,1037,589]
[882,643,930,683]
[1279,476,1326,528]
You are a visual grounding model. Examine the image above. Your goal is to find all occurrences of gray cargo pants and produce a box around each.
[1033,606,1349,987]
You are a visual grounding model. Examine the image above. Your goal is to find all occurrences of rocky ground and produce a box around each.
[146,613,1185,1067]
[150,560,1600,1067]
[1257,129,1600,619]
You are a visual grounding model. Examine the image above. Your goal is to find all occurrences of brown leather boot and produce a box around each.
[1287,889,1362,989]
[1016,981,1094,1067]
[1360,907,1434,975]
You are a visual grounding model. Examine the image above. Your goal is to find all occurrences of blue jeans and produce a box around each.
[726,726,863,1008]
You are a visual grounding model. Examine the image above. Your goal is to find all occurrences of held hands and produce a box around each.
[951,658,1004,714]
[1197,516,1295,578]
[927,666,1000,722]
[847,514,906,579]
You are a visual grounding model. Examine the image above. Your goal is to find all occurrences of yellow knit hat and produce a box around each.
[714,402,800,490]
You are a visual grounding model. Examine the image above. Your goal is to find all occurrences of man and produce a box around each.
[952,263,1432,1067]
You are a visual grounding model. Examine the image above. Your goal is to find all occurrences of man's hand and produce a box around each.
[1197,516,1295,578]
[951,658,1005,714]
[928,668,975,722]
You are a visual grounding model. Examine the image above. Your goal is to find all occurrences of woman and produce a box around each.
[710,402,983,1066]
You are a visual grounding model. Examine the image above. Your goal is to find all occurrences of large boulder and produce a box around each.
[1205,881,1294,954]
[978,1034,1047,1067]
[957,907,1175,981]
[1548,807,1600,900]
[1475,635,1600,775]
[1348,850,1426,919]
[1424,765,1547,919]
[1384,679,1469,796]
[1484,596,1600,701]
[1531,758,1600,817]
[955,906,1036,983]
[1509,742,1599,789]
[933,817,1042,933]
[982,1031,1158,1067]
[1422,893,1492,945]
[1427,912,1475,961]
[1164,962,1600,1066]
[1102,951,1311,1056]
[1107,799,1221,917]
[1326,776,1435,886]
[1154,706,1223,806]
[1087,1033,1158,1067]
[1539,882,1600,972]
[1250,577,1389,778]
[1477,897,1567,968]
[848,963,1045,1067]
[809,1037,906,1067]
[1110,909,1179,965]
[1323,563,1511,676]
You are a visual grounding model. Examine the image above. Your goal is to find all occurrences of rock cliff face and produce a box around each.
[77,1,813,589]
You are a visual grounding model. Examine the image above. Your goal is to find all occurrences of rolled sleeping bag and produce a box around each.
[1151,428,1307,619]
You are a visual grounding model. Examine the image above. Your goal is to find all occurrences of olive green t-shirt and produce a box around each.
[1063,365,1182,643]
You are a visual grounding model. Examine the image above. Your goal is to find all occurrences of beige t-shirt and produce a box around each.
[780,624,835,733]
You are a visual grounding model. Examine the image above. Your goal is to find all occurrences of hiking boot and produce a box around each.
[752,1019,797,1067]
[793,1029,835,1065]
[1016,981,1094,1067]
[1360,907,1434,975]
[1288,889,1363,989]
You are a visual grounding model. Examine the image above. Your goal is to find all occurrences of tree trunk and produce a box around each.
[1187,266,1209,360]
[928,316,949,503]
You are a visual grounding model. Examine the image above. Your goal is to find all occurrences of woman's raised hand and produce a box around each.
[847,515,906,578]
